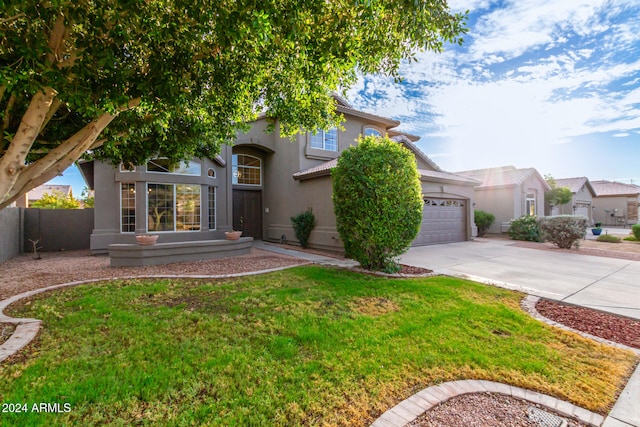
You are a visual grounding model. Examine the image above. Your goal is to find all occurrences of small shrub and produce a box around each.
[632,224,640,240]
[597,234,621,243]
[538,215,588,249]
[623,235,638,242]
[474,210,495,237]
[507,216,542,242]
[290,208,317,248]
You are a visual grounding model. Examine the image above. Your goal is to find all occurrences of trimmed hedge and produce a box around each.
[632,224,640,240]
[332,136,423,272]
[538,215,588,249]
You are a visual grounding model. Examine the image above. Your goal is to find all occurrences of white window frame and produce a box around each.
[526,193,536,216]
[146,158,201,176]
[120,182,136,233]
[310,128,338,151]
[232,154,262,186]
[146,183,201,232]
[363,126,383,137]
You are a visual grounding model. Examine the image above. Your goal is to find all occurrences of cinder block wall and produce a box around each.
[0,207,21,263]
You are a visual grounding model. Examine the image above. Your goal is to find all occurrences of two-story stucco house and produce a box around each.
[82,97,479,254]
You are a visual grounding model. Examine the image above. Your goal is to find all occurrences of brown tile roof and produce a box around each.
[456,166,551,191]
[591,180,640,197]
[292,158,337,181]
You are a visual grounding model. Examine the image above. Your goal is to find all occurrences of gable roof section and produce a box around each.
[554,177,596,196]
[28,184,72,200]
[456,166,551,191]
[591,180,640,197]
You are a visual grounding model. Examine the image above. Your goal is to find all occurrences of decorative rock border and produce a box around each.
[370,379,604,427]
[521,295,640,356]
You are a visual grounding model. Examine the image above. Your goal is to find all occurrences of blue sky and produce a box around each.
[345,0,640,183]
[51,0,640,195]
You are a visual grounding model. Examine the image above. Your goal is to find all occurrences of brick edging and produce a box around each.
[0,264,307,363]
[370,379,604,427]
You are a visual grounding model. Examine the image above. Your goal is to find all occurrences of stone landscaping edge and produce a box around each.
[370,379,605,427]
[0,265,635,427]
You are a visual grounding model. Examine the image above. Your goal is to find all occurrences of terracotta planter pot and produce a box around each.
[225,231,243,240]
[136,235,159,245]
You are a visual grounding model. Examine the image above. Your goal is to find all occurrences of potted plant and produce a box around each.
[591,224,602,236]
[225,217,244,240]
[135,234,159,245]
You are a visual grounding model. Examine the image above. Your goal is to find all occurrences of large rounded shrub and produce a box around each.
[538,215,588,249]
[332,136,423,272]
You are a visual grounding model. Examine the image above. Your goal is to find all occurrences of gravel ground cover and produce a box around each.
[407,393,588,427]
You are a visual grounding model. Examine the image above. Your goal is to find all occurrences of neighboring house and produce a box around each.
[83,97,480,253]
[548,177,596,223]
[15,184,73,208]
[457,166,550,234]
[591,180,640,226]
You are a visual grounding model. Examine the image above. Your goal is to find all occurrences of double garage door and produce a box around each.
[412,197,467,246]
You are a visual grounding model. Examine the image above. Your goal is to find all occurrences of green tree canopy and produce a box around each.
[0,1,467,209]
[544,175,572,207]
[30,190,80,209]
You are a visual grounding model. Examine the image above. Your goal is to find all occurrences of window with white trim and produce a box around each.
[121,182,136,232]
[232,154,261,186]
[363,127,382,137]
[147,183,201,232]
[310,128,338,151]
[147,158,201,175]
[208,186,216,230]
[526,194,536,216]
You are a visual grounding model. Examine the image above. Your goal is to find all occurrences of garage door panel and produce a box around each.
[412,197,467,246]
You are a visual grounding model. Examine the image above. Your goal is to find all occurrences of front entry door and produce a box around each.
[233,190,262,239]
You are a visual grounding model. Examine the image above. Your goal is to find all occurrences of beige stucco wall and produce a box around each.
[473,187,515,234]
[593,195,640,226]
[236,113,475,250]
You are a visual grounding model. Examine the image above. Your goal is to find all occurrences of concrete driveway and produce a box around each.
[401,239,640,320]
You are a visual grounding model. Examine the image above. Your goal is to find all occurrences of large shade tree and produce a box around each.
[0,1,466,209]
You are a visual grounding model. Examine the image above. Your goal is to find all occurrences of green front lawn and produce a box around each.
[1,266,636,426]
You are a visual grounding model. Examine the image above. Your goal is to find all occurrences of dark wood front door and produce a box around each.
[233,190,262,239]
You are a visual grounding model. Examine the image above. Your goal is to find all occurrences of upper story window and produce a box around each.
[310,128,338,151]
[232,154,261,186]
[147,158,201,176]
[363,127,382,137]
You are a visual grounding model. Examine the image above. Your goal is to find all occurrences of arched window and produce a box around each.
[232,154,261,186]
[363,127,382,137]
